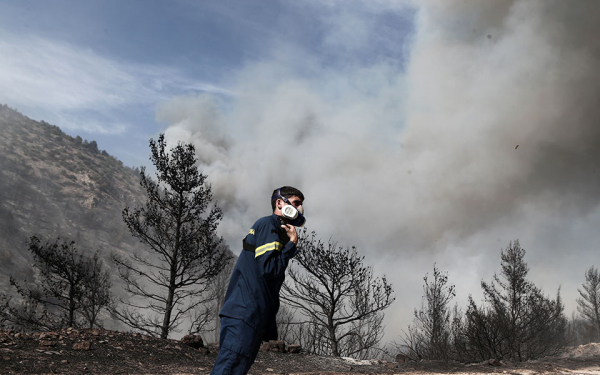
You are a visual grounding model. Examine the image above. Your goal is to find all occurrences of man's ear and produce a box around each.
[276,198,284,210]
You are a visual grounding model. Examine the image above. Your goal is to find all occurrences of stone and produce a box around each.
[488,358,502,366]
[181,335,204,349]
[261,340,286,352]
[72,341,91,351]
[39,340,56,347]
[287,344,302,353]
[197,347,210,355]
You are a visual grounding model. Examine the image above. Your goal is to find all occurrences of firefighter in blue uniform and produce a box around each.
[211,186,305,375]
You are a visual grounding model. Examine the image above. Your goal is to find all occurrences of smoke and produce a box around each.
[159,0,600,336]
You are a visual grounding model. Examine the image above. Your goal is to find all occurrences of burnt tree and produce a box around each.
[465,240,566,361]
[405,264,456,361]
[281,230,394,358]
[6,237,112,330]
[577,266,600,342]
[113,134,231,339]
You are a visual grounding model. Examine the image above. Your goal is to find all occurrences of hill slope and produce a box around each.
[0,104,146,294]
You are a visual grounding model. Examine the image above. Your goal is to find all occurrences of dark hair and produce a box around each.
[271,186,304,211]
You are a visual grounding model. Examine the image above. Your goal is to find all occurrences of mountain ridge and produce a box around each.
[0,104,146,296]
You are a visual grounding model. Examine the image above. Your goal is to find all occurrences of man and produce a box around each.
[211,186,305,375]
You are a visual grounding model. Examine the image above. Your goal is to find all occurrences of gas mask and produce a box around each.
[272,190,306,227]
[281,202,306,227]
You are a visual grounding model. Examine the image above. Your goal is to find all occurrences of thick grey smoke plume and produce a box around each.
[160,0,600,337]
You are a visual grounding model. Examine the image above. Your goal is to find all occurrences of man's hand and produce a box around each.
[281,224,298,245]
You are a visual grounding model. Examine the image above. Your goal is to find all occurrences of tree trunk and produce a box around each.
[69,285,75,327]
[162,193,183,339]
[162,286,175,339]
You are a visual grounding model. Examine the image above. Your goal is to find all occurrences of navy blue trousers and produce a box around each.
[210,317,263,375]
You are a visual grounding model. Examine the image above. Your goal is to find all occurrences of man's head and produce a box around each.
[271,186,304,213]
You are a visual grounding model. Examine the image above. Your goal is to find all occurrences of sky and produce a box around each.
[1,0,600,345]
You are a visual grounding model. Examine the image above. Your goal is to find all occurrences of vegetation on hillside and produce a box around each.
[0,104,146,329]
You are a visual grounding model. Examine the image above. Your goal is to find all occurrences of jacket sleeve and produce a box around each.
[250,218,298,280]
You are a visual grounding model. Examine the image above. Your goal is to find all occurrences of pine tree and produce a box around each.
[577,266,600,342]
[113,134,231,339]
[6,237,112,330]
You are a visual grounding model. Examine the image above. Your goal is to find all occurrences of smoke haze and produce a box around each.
[159,0,600,339]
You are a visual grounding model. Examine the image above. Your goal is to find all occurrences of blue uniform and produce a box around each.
[211,214,298,375]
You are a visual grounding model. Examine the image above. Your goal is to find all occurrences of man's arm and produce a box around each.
[254,221,298,280]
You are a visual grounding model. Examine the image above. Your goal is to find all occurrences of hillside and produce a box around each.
[0,104,146,300]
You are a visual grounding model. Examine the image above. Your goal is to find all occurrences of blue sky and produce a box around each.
[0,0,414,168]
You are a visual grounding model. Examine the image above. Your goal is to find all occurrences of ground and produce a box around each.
[1,328,600,374]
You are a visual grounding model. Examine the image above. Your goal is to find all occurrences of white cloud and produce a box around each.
[0,32,232,135]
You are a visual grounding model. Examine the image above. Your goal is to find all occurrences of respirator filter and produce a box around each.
[281,204,306,227]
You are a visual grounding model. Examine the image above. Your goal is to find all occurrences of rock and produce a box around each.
[198,347,210,355]
[287,344,302,353]
[39,340,56,347]
[181,335,204,349]
[261,340,286,352]
[396,353,408,363]
[488,358,502,366]
[72,341,91,351]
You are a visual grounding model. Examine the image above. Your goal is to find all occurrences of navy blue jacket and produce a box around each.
[219,214,298,341]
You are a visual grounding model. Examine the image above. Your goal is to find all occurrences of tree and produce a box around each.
[281,230,394,358]
[405,264,456,361]
[0,294,12,329]
[87,140,99,153]
[6,237,112,330]
[465,240,566,361]
[577,266,600,342]
[113,134,231,339]
[80,252,113,328]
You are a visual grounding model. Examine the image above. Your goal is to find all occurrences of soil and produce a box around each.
[1,328,600,374]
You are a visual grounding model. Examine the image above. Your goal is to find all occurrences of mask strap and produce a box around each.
[272,188,290,206]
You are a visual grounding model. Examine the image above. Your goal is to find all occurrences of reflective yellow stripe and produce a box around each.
[255,241,283,257]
